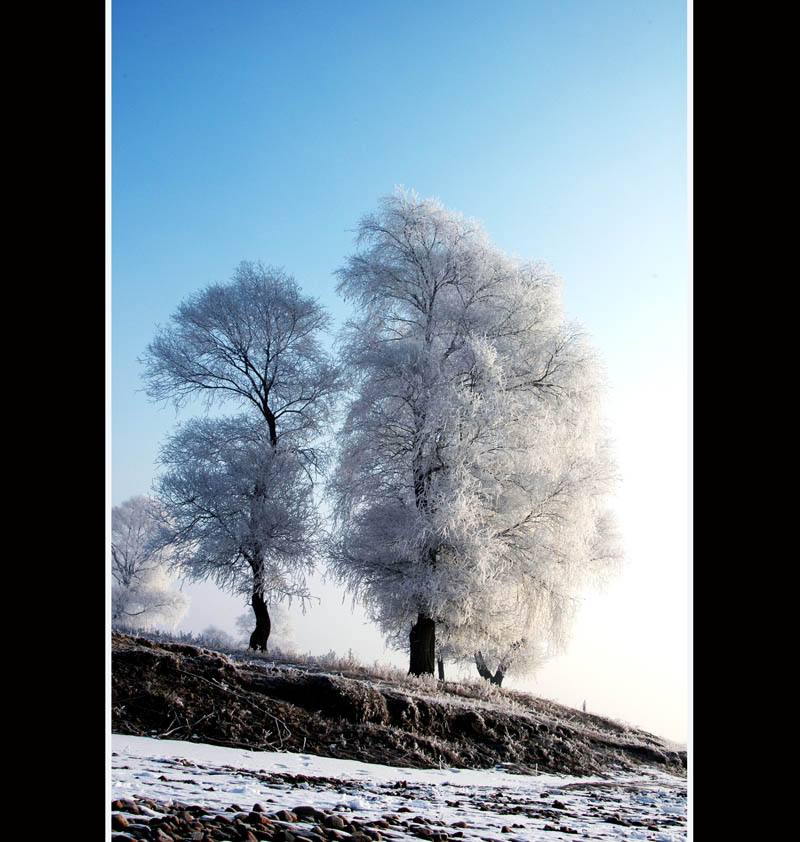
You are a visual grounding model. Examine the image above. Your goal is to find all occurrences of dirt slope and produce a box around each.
[111,632,686,778]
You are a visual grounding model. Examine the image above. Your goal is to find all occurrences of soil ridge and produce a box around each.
[111,632,686,777]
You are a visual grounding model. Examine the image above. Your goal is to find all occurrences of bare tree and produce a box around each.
[142,262,341,650]
[328,189,622,676]
[111,495,189,631]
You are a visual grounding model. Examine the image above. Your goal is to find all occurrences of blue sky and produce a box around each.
[110,0,689,743]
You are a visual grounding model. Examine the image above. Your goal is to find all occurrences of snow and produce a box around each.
[111,735,688,840]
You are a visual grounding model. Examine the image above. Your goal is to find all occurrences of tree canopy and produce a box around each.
[327,189,622,676]
[141,262,341,650]
[142,260,340,456]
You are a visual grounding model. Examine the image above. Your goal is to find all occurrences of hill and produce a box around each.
[111,632,686,779]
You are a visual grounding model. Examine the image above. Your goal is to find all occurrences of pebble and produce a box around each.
[324,815,346,830]
[111,775,685,842]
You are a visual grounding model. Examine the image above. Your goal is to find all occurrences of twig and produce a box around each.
[169,665,293,747]
[158,715,180,737]
[160,712,214,738]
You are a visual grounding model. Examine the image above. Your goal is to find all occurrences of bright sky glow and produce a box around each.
[109,0,690,745]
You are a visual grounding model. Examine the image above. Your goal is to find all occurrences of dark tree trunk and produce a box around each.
[409,613,436,675]
[437,657,445,681]
[249,590,271,652]
[264,406,278,448]
[474,651,493,681]
[474,651,504,686]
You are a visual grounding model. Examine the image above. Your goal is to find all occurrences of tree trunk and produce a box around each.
[249,589,271,652]
[409,613,436,675]
[264,405,278,448]
[474,651,493,681]
[437,657,445,681]
[474,651,504,686]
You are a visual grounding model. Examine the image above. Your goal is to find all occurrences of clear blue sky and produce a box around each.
[109,0,689,743]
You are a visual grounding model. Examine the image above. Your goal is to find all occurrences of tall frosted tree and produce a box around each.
[328,190,621,676]
[142,262,341,650]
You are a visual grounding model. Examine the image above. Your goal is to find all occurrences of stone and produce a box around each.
[294,805,328,824]
[112,799,138,812]
[324,815,346,830]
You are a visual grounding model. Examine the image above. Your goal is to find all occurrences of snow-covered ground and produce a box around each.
[110,735,688,840]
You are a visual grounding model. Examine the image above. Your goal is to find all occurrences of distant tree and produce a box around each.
[111,495,189,631]
[328,189,622,676]
[198,625,238,651]
[142,262,341,651]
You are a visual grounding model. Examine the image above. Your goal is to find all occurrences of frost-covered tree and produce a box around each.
[142,262,341,650]
[111,495,189,631]
[154,414,320,649]
[328,189,621,676]
[198,625,238,651]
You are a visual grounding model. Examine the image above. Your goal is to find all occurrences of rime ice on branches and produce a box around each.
[328,189,621,678]
[142,263,342,651]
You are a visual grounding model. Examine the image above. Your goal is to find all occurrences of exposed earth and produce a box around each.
[111,632,686,779]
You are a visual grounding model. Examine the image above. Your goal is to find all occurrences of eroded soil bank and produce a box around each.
[111,632,686,778]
